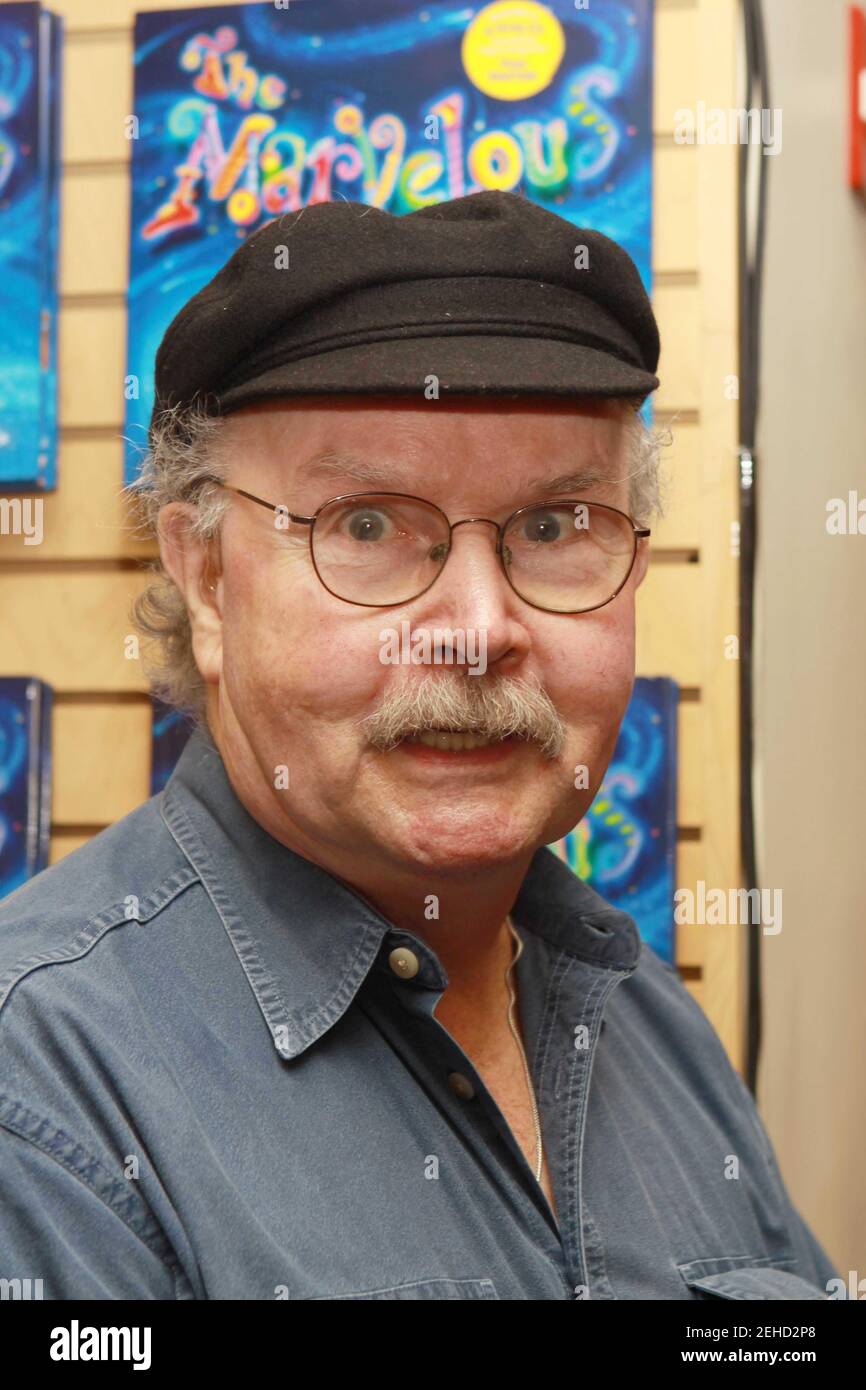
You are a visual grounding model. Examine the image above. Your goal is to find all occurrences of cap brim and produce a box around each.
[217,335,659,412]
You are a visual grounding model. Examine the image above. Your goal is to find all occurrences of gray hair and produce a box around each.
[127,397,672,721]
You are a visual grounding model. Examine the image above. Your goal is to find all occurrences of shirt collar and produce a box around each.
[161,725,641,1059]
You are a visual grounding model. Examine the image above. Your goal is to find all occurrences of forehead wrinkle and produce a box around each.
[295,449,617,499]
[296,450,413,489]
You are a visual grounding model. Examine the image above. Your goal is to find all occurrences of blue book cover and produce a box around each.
[0,676,53,900]
[548,676,679,964]
[36,6,62,489]
[125,0,654,479]
[150,696,196,795]
[0,2,62,490]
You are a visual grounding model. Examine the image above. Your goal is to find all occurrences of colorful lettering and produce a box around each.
[141,44,622,242]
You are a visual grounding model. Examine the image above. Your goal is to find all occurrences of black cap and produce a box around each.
[151,189,660,434]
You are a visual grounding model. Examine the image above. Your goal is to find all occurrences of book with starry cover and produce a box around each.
[0,2,62,490]
[150,696,197,796]
[0,676,53,900]
[548,675,679,964]
[124,0,654,481]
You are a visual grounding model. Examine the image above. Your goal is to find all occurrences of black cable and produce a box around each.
[738,0,770,1095]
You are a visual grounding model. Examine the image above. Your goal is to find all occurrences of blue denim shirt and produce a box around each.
[0,727,839,1300]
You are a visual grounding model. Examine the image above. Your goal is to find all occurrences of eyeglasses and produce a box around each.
[204,481,650,615]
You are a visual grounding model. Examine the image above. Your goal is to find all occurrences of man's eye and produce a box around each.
[345,510,391,541]
[521,512,565,543]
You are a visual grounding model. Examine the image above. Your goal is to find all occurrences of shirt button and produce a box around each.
[388,947,420,980]
[448,1071,475,1101]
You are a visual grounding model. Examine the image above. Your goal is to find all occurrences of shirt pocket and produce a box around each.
[677,1257,828,1301]
[307,1277,500,1300]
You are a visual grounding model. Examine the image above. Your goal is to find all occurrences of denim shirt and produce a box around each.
[0,727,839,1300]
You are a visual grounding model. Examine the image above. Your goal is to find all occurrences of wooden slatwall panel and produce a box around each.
[0,0,742,1068]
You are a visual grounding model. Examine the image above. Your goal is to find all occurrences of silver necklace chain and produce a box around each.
[504,915,544,1183]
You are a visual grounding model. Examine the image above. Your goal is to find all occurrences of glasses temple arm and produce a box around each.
[203,478,314,525]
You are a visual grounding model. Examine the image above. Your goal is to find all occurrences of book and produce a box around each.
[124,0,654,480]
[0,675,53,899]
[548,676,679,964]
[0,2,62,491]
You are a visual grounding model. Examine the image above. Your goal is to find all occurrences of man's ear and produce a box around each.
[157,502,223,686]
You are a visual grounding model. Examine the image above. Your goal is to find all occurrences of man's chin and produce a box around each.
[367,800,549,871]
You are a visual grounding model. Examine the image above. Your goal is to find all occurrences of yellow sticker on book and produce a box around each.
[462,1,567,102]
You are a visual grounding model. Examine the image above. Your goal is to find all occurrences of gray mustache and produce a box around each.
[359,672,566,760]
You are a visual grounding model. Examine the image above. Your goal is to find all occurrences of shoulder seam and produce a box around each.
[0,865,200,1024]
[0,1094,186,1277]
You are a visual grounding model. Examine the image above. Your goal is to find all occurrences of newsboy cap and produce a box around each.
[151,189,660,432]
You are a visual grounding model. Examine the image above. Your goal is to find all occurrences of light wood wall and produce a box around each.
[0,0,744,1069]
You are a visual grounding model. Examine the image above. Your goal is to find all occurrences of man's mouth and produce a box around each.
[401,729,507,751]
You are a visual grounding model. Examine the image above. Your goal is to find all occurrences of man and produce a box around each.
[0,191,838,1299]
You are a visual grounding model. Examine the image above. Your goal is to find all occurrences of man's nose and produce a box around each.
[420,519,521,628]
[449,517,502,540]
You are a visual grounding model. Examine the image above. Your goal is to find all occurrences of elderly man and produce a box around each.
[0,191,838,1300]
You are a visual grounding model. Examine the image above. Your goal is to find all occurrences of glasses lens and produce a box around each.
[311,494,450,604]
[503,502,636,612]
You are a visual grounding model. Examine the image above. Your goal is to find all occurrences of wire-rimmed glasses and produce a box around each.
[204,481,650,615]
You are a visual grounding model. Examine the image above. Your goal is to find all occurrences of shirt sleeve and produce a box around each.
[654,950,843,1298]
[783,1196,843,1295]
[0,1124,188,1300]
[728,1070,843,1296]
